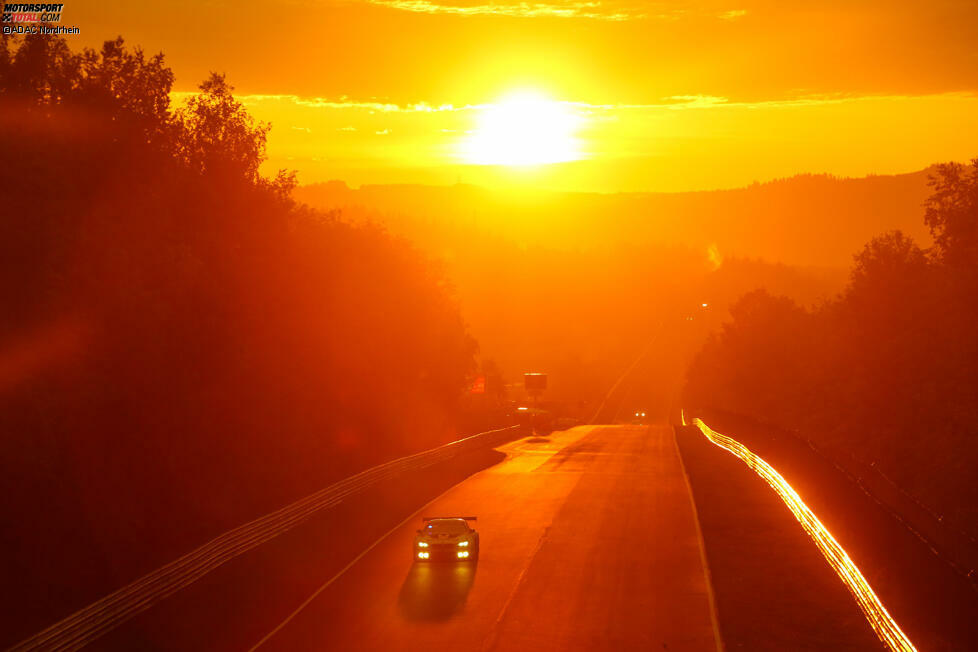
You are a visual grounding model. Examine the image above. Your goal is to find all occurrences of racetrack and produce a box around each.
[251,425,722,651]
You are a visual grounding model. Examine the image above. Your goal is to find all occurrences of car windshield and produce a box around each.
[426,519,468,534]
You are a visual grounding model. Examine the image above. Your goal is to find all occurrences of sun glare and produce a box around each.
[461,91,583,166]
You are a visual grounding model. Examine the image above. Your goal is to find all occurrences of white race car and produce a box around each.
[413,516,480,561]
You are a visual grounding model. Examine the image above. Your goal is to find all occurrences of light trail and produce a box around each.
[688,417,917,652]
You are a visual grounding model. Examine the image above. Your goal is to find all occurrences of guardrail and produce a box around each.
[687,408,978,592]
[7,425,521,652]
[687,417,917,652]
[804,436,978,591]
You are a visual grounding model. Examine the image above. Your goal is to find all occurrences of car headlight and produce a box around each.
[417,541,428,548]
[457,541,468,547]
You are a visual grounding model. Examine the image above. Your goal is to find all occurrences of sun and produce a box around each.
[461,91,583,166]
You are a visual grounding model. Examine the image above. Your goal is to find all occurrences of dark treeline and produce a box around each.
[0,33,476,609]
[684,161,978,537]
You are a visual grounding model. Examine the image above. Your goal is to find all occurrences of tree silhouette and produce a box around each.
[684,160,978,541]
[175,72,270,182]
[0,34,479,633]
[925,159,978,270]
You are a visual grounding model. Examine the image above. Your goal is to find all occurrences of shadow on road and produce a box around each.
[398,562,478,622]
[525,437,550,444]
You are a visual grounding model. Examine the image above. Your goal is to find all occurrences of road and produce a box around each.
[253,425,723,651]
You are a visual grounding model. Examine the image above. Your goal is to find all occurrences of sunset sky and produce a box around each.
[72,1,978,192]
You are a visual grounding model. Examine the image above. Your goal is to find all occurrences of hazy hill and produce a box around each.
[293,169,937,409]
[295,169,934,268]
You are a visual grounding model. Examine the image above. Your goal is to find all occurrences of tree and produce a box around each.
[925,159,978,270]
[1,34,479,605]
[845,230,931,320]
[0,32,11,84]
[0,32,76,104]
[174,73,270,183]
[684,289,814,422]
[73,37,175,144]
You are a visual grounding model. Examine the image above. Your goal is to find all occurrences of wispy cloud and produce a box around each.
[213,93,732,114]
[174,91,978,116]
[659,95,730,108]
[718,8,747,20]
[238,94,464,113]
[358,1,750,21]
[361,1,667,21]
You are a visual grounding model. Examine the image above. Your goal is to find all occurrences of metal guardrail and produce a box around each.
[7,425,520,652]
[687,417,917,652]
[804,436,978,591]
[688,408,978,592]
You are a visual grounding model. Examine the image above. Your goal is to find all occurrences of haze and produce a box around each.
[2,2,977,652]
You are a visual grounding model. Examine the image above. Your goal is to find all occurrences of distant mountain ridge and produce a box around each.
[295,168,935,267]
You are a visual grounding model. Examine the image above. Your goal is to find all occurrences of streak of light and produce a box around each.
[689,417,917,652]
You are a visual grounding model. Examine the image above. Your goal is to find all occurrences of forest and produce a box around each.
[684,161,978,540]
[0,33,478,589]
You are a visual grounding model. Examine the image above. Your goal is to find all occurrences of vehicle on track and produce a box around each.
[511,406,554,435]
[414,516,480,561]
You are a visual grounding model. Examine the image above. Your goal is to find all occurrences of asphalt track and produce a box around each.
[253,425,722,652]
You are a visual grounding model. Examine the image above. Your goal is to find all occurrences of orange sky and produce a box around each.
[72,1,978,192]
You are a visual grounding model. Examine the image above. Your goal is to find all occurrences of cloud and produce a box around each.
[173,91,978,120]
[209,93,737,117]
[718,8,747,20]
[232,94,465,113]
[358,1,751,21]
[361,1,662,21]
[660,95,730,108]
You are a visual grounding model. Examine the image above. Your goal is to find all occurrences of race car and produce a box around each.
[414,516,480,561]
